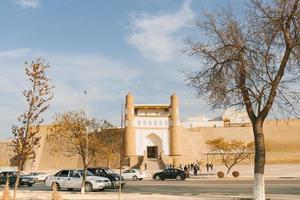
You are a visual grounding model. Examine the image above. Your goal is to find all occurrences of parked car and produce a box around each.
[26,172,48,182]
[45,169,110,192]
[87,167,126,188]
[0,171,36,187]
[153,168,186,181]
[121,169,146,181]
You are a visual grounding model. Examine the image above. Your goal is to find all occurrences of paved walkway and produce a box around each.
[200,164,300,178]
[9,191,300,200]
[162,164,300,179]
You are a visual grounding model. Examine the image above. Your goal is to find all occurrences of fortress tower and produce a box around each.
[169,93,181,165]
[124,92,136,157]
[124,93,182,168]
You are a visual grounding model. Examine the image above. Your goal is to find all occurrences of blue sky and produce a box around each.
[0,0,245,139]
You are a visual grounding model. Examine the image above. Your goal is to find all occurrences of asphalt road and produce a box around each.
[16,178,300,196]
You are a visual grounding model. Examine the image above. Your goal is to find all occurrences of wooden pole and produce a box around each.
[118,103,124,200]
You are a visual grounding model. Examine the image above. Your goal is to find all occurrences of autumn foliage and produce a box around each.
[11,59,54,200]
[49,111,118,194]
[206,137,254,176]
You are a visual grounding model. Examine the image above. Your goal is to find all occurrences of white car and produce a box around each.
[26,172,48,182]
[121,169,146,181]
[45,169,110,192]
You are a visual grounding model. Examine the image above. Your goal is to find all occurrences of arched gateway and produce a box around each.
[124,93,182,168]
[146,133,162,159]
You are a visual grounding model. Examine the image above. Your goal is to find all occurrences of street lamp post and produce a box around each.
[75,90,89,194]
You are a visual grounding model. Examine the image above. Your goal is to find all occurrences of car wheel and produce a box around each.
[155,175,161,181]
[132,175,138,181]
[85,182,93,192]
[176,175,183,181]
[67,188,73,191]
[28,184,33,187]
[51,182,60,191]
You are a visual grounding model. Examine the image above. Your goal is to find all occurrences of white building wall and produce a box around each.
[134,117,169,127]
[222,108,251,124]
[135,128,170,156]
[182,121,224,128]
[134,116,170,156]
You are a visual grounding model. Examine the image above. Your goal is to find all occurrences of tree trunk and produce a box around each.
[108,154,112,169]
[81,168,86,194]
[226,167,232,178]
[12,160,24,200]
[81,159,87,194]
[253,121,266,200]
[12,169,21,200]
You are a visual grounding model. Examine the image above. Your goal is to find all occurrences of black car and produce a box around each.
[87,167,126,189]
[153,168,186,181]
[0,171,36,187]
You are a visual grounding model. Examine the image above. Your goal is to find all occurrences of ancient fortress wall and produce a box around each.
[1,119,299,170]
[0,140,15,166]
[37,125,81,170]
[179,119,300,164]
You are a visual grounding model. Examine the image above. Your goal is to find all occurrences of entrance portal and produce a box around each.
[147,146,158,159]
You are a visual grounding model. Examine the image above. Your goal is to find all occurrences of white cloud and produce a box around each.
[0,48,31,58]
[0,48,140,137]
[0,47,221,139]
[126,0,195,62]
[14,0,40,9]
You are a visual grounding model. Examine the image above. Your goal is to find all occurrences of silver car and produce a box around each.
[26,172,48,182]
[45,169,110,192]
[121,169,147,181]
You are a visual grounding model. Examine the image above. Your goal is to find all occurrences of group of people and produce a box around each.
[165,161,215,176]
[205,163,214,172]
[165,162,201,175]
[180,163,201,175]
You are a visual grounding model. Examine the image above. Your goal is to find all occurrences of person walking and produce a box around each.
[179,164,183,170]
[193,165,198,175]
[184,165,188,171]
[210,163,214,171]
[206,163,210,172]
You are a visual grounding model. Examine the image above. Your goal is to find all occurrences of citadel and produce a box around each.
[0,93,300,171]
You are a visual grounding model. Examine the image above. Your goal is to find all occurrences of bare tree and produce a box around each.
[49,111,116,194]
[184,0,299,199]
[11,59,54,200]
[206,137,254,176]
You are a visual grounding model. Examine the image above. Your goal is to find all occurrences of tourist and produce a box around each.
[184,165,188,171]
[193,165,198,175]
[206,163,210,172]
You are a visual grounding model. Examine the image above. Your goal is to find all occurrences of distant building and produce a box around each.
[222,108,251,127]
[182,115,224,128]
[182,108,251,128]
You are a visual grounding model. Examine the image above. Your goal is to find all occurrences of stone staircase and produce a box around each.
[144,159,162,177]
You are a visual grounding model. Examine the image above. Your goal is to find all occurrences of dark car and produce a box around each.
[0,171,36,187]
[153,168,186,181]
[87,167,126,189]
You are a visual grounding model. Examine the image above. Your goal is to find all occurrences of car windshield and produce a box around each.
[104,169,116,174]
[78,170,94,177]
